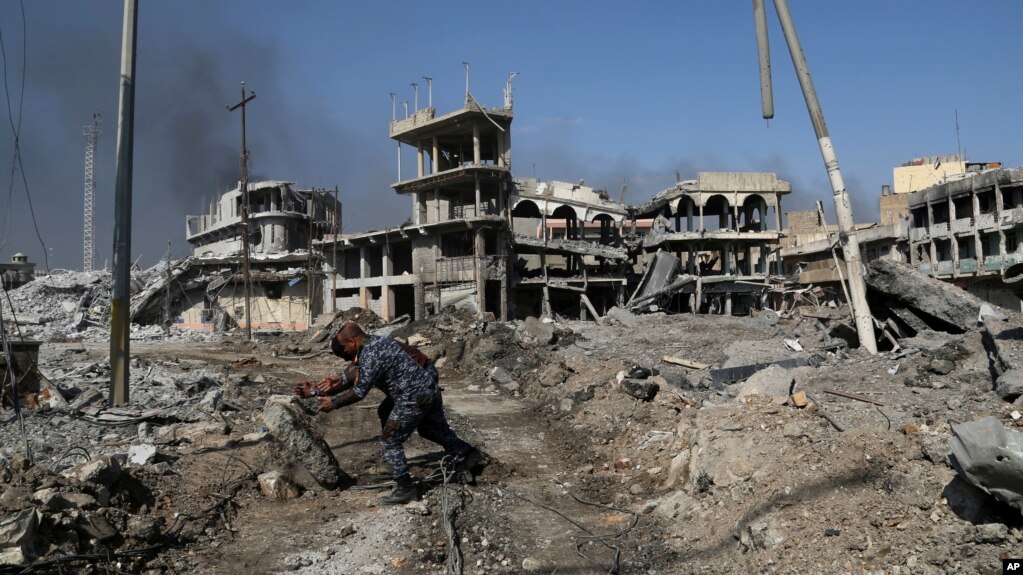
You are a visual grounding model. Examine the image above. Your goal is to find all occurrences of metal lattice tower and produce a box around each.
[82,114,101,272]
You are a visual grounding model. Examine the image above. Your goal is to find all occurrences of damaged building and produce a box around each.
[908,166,1023,308]
[131,181,340,331]
[777,159,1023,313]
[319,83,795,322]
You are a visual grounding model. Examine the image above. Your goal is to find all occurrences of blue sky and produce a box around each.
[1,1,1021,269]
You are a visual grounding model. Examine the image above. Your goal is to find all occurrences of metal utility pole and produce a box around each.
[770,0,877,353]
[752,0,773,121]
[332,186,339,313]
[227,82,256,342]
[411,82,419,112]
[463,62,470,102]
[83,114,101,272]
[422,77,432,108]
[110,0,138,407]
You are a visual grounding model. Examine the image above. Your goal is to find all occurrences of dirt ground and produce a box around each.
[3,306,1023,574]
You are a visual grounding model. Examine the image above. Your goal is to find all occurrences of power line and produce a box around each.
[0,0,52,277]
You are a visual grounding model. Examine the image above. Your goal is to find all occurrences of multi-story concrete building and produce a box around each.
[627,172,791,315]
[132,181,339,332]
[323,92,514,321]
[779,207,907,287]
[320,80,799,322]
[908,166,1023,307]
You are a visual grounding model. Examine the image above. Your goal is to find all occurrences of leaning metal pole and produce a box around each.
[773,0,877,354]
[110,0,138,406]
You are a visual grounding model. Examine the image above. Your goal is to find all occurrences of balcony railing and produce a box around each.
[935,261,953,275]
[930,222,949,237]
[909,227,928,242]
[951,218,973,234]
[976,213,996,229]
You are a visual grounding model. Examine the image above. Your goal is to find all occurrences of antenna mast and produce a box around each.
[82,114,101,272]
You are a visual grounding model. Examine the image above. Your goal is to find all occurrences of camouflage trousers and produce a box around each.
[379,387,472,479]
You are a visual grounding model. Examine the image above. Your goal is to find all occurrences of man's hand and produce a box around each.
[292,381,316,398]
[316,396,335,413]
[315,375,340,395]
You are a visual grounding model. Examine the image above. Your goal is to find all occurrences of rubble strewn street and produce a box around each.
[2,288,1022,573]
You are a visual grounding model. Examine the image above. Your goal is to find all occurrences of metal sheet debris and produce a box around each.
[950,416,1023,513]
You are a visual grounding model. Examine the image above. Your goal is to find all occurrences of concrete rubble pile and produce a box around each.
[1,264,217,343]
[0,280,1020,573]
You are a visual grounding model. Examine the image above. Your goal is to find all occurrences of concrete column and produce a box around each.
[474,228,486,315]
[973,190,982,272]
[496,133,505,167]
[474,174,481,218]
[503,131,512,168]
[434,188,441,222]
[472,123,481,165]
[381,243,394,321]
[540,251,551,318]
[414,280,425,320]
[358,246,370,308]
[950,192,960,277]
[498,230,508,321]
[775,196,783,231]
[761,199,768,231]
[417,143,424,178]
[699,203,705,232]
[996,181,1007,267]
[498,180,506,217]
[723,244,732,275]
[432,137,439,173]
[724,292,733,316]
[732,204,739,230]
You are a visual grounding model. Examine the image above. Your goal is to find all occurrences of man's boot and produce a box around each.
[380,474,418,505]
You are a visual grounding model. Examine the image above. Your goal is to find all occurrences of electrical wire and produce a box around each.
[503,487,639,575]
[0,0,26,253]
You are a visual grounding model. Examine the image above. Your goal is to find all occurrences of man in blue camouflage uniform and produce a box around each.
[305,322,478,504]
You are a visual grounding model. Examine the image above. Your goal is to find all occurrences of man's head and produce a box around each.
[331,321,366,361]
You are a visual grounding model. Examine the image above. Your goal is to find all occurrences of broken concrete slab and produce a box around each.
[128,444,157,466]
[604,306,639,329]
[995,369,1023,403]
[66,455,122,487]
[154,421,229,444]
[733,364,794,404]
[258,471,302,501]
[262,395,344,490]
[488,366,515,385]
[949,416,1023,513]
[31,489,98,511]
[866,259,986,333]
[521,316,555,344]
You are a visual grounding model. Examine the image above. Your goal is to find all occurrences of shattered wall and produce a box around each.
[176,282,314,331]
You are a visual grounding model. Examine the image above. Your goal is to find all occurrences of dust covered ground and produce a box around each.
[2,305,1023,574]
